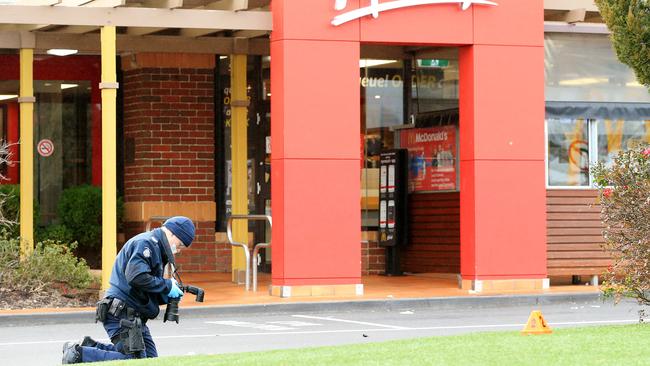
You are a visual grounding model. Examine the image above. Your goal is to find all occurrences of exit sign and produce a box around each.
[418,59,449,68]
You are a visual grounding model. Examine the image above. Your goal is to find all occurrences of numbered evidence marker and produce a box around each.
[521,310,552,335]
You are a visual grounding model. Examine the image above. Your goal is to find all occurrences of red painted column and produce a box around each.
[271,1,362,294]
[459,0,546,288]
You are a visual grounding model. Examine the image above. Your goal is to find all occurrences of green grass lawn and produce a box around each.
[102,324,650,366]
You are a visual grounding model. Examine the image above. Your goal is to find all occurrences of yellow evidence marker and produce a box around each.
[522,310,552,335]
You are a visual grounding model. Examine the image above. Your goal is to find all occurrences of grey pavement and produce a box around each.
[0,292,646,365]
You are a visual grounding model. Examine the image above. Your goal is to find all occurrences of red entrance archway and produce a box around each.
[270,0,545,295]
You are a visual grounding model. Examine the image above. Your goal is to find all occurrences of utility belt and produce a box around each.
[95,298,145,356]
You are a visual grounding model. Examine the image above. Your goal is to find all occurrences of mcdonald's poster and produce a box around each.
[400,126,457,192]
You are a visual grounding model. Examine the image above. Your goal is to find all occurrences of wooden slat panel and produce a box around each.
[547,220,605,228]
[411,207,460,215]
[410,193,461,201]
[410,237,460,244]
[409,200,459,208]
[408,244,460,252]
[546,205,601,213]
[410,215,460,223]
[546,189,610,277]
[547,258,612,268]
[547,236,605,244]
[403,192,460,273]
[548,267,608,276]
[547,251,611,259]
[547,228,603,236]
[546,189,598,197]
[547,197,598,205]
[548,244,606,252]
[547,212,601,220]
[411,222,460,230]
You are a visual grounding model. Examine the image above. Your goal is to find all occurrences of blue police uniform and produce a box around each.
[80,228,174,362]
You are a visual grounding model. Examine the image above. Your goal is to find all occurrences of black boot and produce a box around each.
[81,336,98,347]
[62,342,82,364]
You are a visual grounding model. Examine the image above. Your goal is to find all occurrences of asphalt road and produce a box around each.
[0,298,644,365]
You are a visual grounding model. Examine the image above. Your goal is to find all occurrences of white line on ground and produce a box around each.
[291,314,410,330]
[0,319,638,347]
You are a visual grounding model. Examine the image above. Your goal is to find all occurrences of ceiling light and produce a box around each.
[626,81,645,88]
[558,78,608,86]
[360,59,396,68]
[61,84,78,90]
[46,49,78,57]
[0,95,18,101]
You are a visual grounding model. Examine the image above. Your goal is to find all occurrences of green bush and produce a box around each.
[57,185,124,249]
[0,184,40,240]
[37,224,75,244]
[0,239,95,292]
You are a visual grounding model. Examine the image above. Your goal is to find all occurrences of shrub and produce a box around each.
[0,184,40,240]
[57,185,125,249]
[37,224,75,244]
[0,239,96,292]
[592,144,650,305]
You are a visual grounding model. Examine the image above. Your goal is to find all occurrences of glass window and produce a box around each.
[361,59,404,228]
[0,79,94,223]
[361,52,460,227]
[547,118,650,187]
[35,80,93,223]
[597,120,650,166]
[547,118,591,187]
[413,59,459,116]
[545,33,650,103]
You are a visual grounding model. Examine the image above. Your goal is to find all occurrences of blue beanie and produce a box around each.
[163,216,195,247]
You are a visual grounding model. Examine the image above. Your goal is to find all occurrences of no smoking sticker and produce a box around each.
[37,139,54,157]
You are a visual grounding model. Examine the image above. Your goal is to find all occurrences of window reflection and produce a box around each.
[547,119,590,187]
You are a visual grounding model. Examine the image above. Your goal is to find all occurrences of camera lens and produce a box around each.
[164,298,180,323]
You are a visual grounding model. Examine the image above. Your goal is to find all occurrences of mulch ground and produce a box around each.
[0,287,98,310]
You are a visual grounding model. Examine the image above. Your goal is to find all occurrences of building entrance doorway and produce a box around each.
[360,45,460,277]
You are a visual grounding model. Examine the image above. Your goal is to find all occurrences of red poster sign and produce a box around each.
[400,126,457,192]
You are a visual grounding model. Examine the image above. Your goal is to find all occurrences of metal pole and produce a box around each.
[18,47,34,261]
[100,25,118,292]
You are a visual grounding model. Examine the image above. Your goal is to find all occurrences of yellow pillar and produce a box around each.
[230,54,249,283]
[100,26,118,291]
[19,48,34,261]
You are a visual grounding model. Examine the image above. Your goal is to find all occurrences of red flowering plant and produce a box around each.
[592,144,650,306]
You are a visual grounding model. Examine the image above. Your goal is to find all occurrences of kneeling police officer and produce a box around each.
[62,216,195,364]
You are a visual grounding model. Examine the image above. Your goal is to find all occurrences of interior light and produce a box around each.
[360,59,396,68]
[61,83,78,90]
[374,95,381,99]
[558,78,608,86]
[626,81,645,88]
[0,94,18,101]
[46,49,78,57]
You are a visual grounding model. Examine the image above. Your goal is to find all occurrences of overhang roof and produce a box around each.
[0,0,272,54]
[0,0,605,55]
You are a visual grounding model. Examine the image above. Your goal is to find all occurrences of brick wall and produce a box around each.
[121,53,227,272]
[362,231,385,275]
[122,67,214,202]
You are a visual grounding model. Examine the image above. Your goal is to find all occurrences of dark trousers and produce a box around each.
[80,313,158,362]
